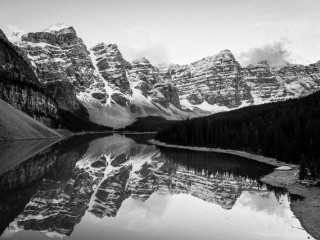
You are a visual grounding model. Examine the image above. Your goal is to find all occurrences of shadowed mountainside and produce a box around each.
[0,99,62,141]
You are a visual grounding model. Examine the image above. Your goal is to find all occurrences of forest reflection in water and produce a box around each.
[0,133,313,240]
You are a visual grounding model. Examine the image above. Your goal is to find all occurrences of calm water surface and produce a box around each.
[0,134,314,240]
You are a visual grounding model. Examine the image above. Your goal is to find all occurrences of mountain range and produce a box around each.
[1,23,320,130]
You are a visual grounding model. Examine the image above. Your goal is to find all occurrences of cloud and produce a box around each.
[120,43,171,65]
[4,24,26,42]
[119,27,171,65]
[6,24,25,33]
[238,41,293,67]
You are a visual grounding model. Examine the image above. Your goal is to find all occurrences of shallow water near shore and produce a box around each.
[0,134,314,240]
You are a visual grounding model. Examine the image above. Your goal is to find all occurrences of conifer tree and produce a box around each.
[299,153,307,180]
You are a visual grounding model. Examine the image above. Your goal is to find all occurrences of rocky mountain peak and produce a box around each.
[313,60,320,66]
[91,42,128,66]
[190,49,239,70]
[87,40,186,127]
[43,23,74,33]
[258,60,270,66]
[129,56,160,86]
[9,31,26,42]
[91,42,106,50]
[11,24,100,118]
[0,28,59,127]
[157,63,177,70]
[257,60,270,66]
[21,24,79,47]
[217,49,235,59]
[90,41,132,97]
[132,57,150,64]
[107,43,120,50]
[164,48,250,109]
[246,60,271,69]
[91,42,119,52]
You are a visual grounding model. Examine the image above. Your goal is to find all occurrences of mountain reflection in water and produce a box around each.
[0,134,314,240]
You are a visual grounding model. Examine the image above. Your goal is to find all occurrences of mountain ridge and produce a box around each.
[5,24,320,128]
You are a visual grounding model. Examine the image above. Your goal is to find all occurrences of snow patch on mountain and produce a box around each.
[8,31,26,42]
[43,23,72,32]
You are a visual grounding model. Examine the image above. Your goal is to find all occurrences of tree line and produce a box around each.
[156,91,320,178]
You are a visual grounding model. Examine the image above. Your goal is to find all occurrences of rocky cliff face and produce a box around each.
[11,26,187,128]
[20,24,97,91]
[127,57,180,108]
[242,61,283,103]
[158,50,253,109]
[0,83,58,126]
[85,42,188,127]
[153,82,181,108]
[158,53,320,112]
[242,61,320,104]
[91,43,131,96]
[0,29,59,127]
[8,24,320,128]
[13,24,95,116]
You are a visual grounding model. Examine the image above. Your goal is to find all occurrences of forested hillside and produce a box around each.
[122,116,176,132]
[156,91,320,177]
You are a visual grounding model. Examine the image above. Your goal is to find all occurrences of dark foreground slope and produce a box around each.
[0,99,63,140]
[156,90,320,176]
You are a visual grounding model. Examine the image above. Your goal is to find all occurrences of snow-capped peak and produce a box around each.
[132,57,150,64]
[8,31,26,42]
[43,23,71,32]
[218,49,235,59]
[313,60,320,66]
[92,42,107,48]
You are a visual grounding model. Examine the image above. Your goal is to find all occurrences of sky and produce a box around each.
[0,0,320,66]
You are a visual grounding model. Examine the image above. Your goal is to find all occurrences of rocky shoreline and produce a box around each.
[149,139,320,240]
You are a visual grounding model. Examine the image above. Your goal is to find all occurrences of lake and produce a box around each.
[0,134,314,240]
